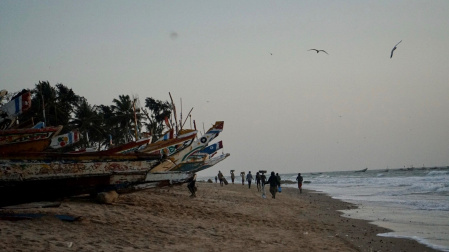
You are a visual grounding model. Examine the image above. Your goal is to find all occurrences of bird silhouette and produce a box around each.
[308,49,328,55]
[390,40,402,58]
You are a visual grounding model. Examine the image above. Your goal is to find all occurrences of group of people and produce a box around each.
[242,171,282,199]
[192,171,304,198]
[212,170,305,198]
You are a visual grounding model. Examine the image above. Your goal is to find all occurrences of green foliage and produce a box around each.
[142,97,172,139]
[11,81,174,149]
[19,81,81,130]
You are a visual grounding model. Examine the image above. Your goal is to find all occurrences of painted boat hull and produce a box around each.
[192,153,230,173]
[0,152,193,206]
[150,121,224,173]
[0,126,62,154]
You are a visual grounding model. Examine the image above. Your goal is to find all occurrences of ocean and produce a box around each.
[281,167,449,251]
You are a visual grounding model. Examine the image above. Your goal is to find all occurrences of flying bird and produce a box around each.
[390,40,402,58]
[308,49,328,55]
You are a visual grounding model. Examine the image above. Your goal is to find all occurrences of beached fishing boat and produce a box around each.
[97,137,152,154]
[0,151,194,206]
[0,125,63,154]
[139,129,197,155]
[150,121,223,173]
[170,140,226,172]
[191,153,230,173]
[69,129,197,156]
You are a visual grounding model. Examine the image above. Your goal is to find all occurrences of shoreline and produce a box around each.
[0,182,439,251]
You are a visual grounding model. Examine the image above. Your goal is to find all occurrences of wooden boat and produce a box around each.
[139,129,197,155]
[69,129,196,155]
[0,151,193,206]
[191,153,230,173]
[0,125,63,155]
[175,140,225,172]
[150,121,223,173]
[195,140,223,155]
[96,137,152,154]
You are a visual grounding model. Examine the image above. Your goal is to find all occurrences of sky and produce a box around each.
[1,1,449,177]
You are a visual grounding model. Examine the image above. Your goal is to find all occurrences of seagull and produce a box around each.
[308,49,328,55]
[390,40,402,58]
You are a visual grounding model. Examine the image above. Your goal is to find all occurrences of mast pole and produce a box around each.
[169,92,178,134]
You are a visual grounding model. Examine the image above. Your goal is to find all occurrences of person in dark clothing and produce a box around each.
[276,173,281,193]
[187,174,197,197]
[267,171,280,199]
[261,173,267,188]
[256,172,261,192]
[218,171,224,186]
[296,173,303,193]
[246,171,253,189]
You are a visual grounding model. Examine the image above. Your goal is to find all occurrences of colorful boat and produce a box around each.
[0,125,63,155]
[191,153,231,173]
[139,129,197,155]
[150,121,223,173]
[0,151,194,206]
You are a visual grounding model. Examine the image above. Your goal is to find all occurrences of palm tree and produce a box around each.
[110,95,142,144]
[18,81,80,131]
[142,97,172,139]
[70,98,105,149]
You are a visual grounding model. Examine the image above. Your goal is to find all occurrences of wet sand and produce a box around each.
[0,182,438,251]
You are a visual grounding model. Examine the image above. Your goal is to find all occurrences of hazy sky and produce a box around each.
[1,1,448,176]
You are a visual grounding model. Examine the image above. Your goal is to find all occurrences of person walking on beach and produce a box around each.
[267,171,280,199]
[215,176,218,183]
[218,171,224,187]
[296,173,303,193]
[241,172,245,185]
[187,174,197,197]
[261,173,267,187]
[230,171,235,184]
[256,172,261,192]
[276,173,282,193]
[246,171,253,189]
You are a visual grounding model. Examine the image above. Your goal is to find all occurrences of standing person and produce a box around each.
[218,171,224,187]
[256,172,261,192]
[215,176,218,183]
[187,174,197,197]
[276,173,282,193]
[241,172,245,185]
[230,171,235,184]
[267,171,280,199]
[296,173,303,193]
[246,171,253,189]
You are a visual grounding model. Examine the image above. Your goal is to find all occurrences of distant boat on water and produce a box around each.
[355,168,368,172]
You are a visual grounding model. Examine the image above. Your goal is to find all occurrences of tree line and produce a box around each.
[10,81,174,151]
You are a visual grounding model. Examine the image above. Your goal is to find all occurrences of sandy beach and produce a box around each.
[0,182,438,252]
